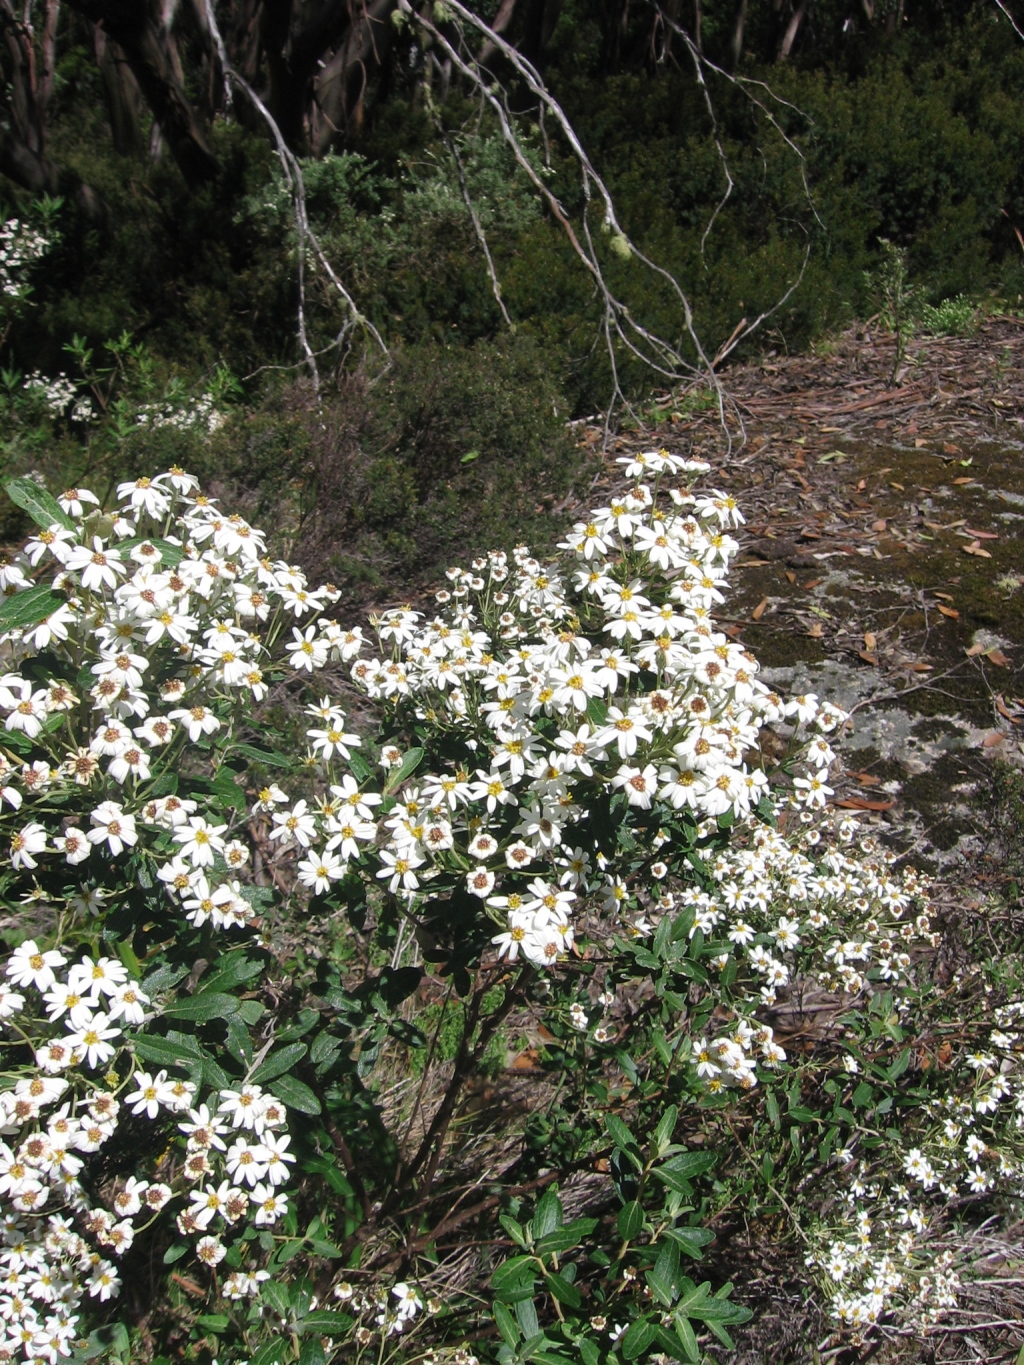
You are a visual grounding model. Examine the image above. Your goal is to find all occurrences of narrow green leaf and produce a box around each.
[229,742,291,769]
[383,746,424,794]
[606,1114,643,1169]
[664,1227,713,1259]
[531,1190,563,1239]
[132,1034,202,1070]
[620,1318,657,1361]
[543,1271,580,1308]
[653,1104,678,1155]
[250,1041,308,1085]
[0,584,67,636]
[494,1302,520,1348]
[299,1310,353,1333]
[671,1314,701,1363]
[162,992,239,1022]
[270,1073,321,1115]
[4,475,75,531]
[617,1200,644,1241]
[491,1255,537,1292]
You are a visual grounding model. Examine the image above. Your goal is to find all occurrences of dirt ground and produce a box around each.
[571,316,1024,874]
[561,320,1024,1363]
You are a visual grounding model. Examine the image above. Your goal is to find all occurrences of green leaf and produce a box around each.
[670,1314,701,1363]
[298,1338,326,1365]
[543,1271,581,1308]
[251,1343,288,1365]
[577,1337,600,1365]
[250,1042,308,1085]
[515,1296,540,1339]
[491,1255,537,1293]
[617,1200,644,1241]
[534,1226,585,1254]
[585,695,608,727]
[653,1104,678,1155]
[261,1279,291,1318]
[270,1073,321,1115]
[499,1214,527,1248]
[383,746,424,794]
[531,1190,563,1238]
[461,448,481,463]
[162,992,239,1022]
[494,1302,520,1348]
[132,1033,202,1070]
[4,475,75,531]
[196,954,265,995]
[229,742,291,769]
[664,1226,713,1259]
[621,1318,657,1361]
[0,583,69,637]
[299,1310,353,1333]
[195,1314,230,1332]
[162,1242,188,1264]
[646,1238,680,1307]
[605,1114,643,1170]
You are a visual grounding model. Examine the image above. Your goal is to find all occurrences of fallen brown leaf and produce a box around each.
[942,442,960,455]
[784,570,796,584]
[936,604,959,619]
[870,519,887,532]
[964,528,998,539]
[856,478,867,491]
[834,797,896,811]
[914,438,929,448]
[910,663,933,673]
[858,650,879,665]
[995,696,1021,723]
[752,597,768,621]
[966,643,986,657]
[962,542,992,558]
[933,591,955,601]
[953,476,976,485]
[804,578,822,590]
[986,649,1011,667]
[863,630,877,651]
[807,623,825,639]
[982,732,1006,748]
[890,481,906,491]
[849,771,882,786]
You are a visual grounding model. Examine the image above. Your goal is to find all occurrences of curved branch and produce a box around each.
[203,0,388,391]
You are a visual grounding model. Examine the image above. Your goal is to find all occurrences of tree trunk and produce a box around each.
[63,0,219,185]
[93,25,144,156]
[777,0,808,60]
[312,0,397,155]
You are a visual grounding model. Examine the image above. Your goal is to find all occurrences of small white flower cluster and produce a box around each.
[0,939,292,1361]
[333,1279,429,1341]
[22,373,94,425]
[0,219,49,301]
[808,1185,961,1332]
[678,823,935,1011]
[135,391,225,435]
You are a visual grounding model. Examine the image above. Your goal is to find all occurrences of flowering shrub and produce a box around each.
[0,452,1020,1362]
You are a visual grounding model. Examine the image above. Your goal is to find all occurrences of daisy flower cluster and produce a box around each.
[0,937,293,1362]
[334,1279,431,1341]
[0,455,998,1353]
[807,1189,961,1333]
[0,218,49,302]
[803,976,1024,1334]
[22,374,95,426]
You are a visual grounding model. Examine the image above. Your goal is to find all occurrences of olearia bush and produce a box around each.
[0,450,1022,1364]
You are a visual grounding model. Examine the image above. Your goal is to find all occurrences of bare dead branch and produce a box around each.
[203,0,388,392]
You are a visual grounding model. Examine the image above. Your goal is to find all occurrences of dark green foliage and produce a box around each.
[293,336,582,603]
